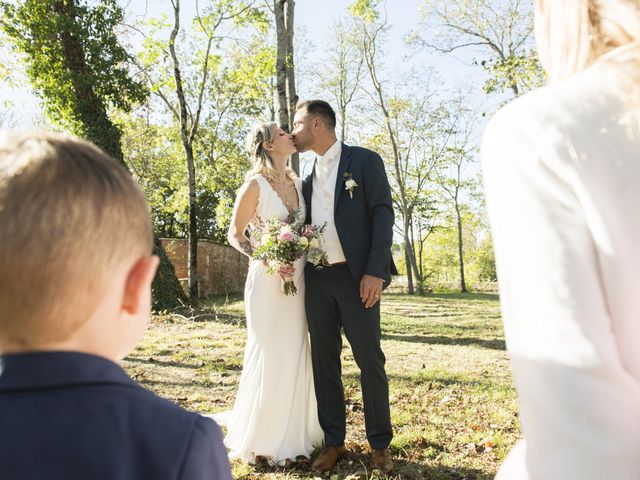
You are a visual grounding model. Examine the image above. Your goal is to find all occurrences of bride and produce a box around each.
[218,122,323,465]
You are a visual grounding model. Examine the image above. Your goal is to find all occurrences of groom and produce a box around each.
[293,100,396,474]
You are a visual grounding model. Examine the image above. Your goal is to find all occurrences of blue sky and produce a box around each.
[295,0,491,101]
[0,0,499,128]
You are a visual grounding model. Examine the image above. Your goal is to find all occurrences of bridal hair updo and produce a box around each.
[244,122,296,182]
[536,0,640,83]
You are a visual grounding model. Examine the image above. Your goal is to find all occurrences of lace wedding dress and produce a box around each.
[215,174,323,465]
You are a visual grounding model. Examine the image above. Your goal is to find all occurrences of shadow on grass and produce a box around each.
[385,292,500,303]
[134,378,198,388]
[424,464,490,480]
[344,370,509,391]
[163,309,246,325]
[382,333,505,351]
[126,357,201,369]
[156,293,246,324]
[427,292,499,302]
[126,356,244,372]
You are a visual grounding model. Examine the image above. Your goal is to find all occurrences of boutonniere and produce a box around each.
[343,172,358,199]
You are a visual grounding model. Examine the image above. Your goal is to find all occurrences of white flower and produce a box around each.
[308,249,322,265]
[261,233,273,244]
[298,236,309,247]
[309,238,319,249]
[344,176,358,199]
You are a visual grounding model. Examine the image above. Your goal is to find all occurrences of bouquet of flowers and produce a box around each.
[252,209,327,295]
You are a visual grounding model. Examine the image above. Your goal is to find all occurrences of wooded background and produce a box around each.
[0,0,544,305]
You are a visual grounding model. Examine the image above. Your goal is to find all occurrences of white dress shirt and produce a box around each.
[311,140,346,264]
[483,61,640,480]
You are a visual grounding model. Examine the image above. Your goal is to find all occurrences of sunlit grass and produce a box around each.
[122,292,519,479]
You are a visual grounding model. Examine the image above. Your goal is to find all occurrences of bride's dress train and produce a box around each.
[214,174,323,465]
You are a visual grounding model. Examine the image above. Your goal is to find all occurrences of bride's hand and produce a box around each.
[277,263,295,280]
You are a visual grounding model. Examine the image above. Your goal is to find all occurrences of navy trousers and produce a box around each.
[305,263,392,449]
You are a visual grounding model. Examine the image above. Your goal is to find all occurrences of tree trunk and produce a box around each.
[408,218,423,294]
[274,0,289,132]
[403,215,415,294]
[337,55,350,143]
[55,0,123,162]
[274,0,298,174]
[417,222,425,280]
[455,203,467,293]
[268,76,276,121]
[170,0,198,301]
[186,144,199,300]
[404,237,414,295]
[284,0,299,173]
[337,56,347,142]
[510,76,520,96]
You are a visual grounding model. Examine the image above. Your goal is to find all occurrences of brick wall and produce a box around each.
[161,239,249,296]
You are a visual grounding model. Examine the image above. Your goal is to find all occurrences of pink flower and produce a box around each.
[278,230,294,242]
[302,225,315,238]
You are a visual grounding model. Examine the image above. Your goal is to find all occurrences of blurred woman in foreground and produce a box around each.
[482,1,640,478]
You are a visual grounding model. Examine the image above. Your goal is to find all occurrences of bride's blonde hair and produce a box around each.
[535,0,640,83]
[245,122,296,182]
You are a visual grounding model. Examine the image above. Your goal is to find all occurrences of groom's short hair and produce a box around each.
[0,132,153,348]
[296,100,336,131]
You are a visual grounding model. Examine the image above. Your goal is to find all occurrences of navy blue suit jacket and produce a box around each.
[0,351,232,480]
[302,143,397,288]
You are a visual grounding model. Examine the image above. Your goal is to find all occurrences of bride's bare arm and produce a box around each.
[227,180,259,257]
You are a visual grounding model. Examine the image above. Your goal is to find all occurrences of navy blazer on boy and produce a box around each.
[302,143,397,287]
[0,351,232,480]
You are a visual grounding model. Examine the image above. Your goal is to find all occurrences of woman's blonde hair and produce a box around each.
[245,122,296,182]
[535,0,640,83]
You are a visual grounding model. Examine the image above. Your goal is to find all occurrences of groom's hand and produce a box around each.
[360,274,384,308]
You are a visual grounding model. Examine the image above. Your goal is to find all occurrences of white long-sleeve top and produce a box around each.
[482,61,640,479]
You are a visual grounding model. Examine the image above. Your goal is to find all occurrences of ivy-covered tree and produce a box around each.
[1,0,186,309]
[1,0,145,159]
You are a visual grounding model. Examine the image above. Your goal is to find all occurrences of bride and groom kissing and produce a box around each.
[224,99,397,473]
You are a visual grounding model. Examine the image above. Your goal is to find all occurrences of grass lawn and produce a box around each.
[122,292,520,479]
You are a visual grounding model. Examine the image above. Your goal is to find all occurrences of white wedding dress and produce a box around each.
[215,174,323,465]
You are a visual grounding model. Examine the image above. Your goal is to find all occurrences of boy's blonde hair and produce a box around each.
[0,132,153,349]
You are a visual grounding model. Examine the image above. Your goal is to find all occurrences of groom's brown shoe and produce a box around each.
[371,448,394,474]
[312,446,347,472]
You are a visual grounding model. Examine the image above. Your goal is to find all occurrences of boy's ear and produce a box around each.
[122,255,160,315]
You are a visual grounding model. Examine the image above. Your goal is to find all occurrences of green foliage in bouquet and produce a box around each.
[252,209,327,295]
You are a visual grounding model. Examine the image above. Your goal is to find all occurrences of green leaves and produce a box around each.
[481,50,545,96]
[414,0,542,97]
[0,0,147,159]
[348,0,382,23]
